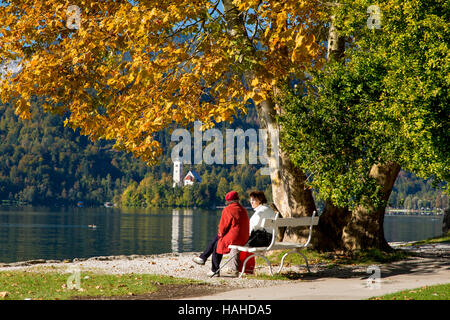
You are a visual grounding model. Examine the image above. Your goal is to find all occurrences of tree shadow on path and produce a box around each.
[281,249,450,281]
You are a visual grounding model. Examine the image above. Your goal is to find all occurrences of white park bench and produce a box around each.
[228,210,319,278]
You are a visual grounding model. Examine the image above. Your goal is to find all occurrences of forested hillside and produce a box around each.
[0,101,272,207]
[389,171,448,210]
[0,102,154,206]
[0,102,446,209]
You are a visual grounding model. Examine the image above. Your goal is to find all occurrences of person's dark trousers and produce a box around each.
[199,235,223,272]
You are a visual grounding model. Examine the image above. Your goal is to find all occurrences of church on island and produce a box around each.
[173,160,202,187]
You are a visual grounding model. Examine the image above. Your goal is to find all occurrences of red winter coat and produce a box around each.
[216,202,249,254]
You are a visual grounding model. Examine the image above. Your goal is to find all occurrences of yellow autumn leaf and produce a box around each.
[295,33,305,49]
[252,92,266,105]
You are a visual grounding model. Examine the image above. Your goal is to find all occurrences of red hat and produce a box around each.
[225,191,239,201]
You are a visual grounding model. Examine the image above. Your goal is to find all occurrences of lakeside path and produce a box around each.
[0,242,448,300]
[191,243,450,300]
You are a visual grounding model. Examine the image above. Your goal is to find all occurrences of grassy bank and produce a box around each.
[369,283,450,300]
[0,271,204,300]
[254,247,412,268]
[407,234,450,246]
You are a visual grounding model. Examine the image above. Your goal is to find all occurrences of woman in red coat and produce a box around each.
[192,191,249,277]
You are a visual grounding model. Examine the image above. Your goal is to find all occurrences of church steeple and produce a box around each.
[173,160,183,187]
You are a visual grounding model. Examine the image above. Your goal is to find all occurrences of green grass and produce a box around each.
[246,271,306,281]
[247,247,412,280]
[255,247,411,269]
[254,249,331,268]
[407,234,450,246]
[332,248,412,265]
[369,283,450,300]
[0,270,202,300]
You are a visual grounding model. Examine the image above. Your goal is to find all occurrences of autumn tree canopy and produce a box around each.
[281,0,449,209]
[3,0,447,252]
[0,0,326,165]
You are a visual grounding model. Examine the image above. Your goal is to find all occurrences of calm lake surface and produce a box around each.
[0,206,444,263]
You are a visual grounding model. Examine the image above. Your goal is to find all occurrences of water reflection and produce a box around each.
[171,209,180,253]
[171,209,194,253]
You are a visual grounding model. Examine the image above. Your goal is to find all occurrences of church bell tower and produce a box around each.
[173,160,183,187]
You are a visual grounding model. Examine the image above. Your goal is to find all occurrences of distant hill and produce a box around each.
[389,171,448,210]
[0,100,271,207]
[0,101,153,206]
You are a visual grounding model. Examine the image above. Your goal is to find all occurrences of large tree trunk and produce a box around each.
[442,208,450,235]
[311,15,353,251]
[312,202,352,252]
[342,162,401,251]
[222,0,317,243]
[256,99,317,243]
[313,163,401,252]
[327,15,346,61]
[312,17,400,252]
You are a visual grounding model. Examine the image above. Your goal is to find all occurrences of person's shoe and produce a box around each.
[192,257,205,265]
[207,270,220,277]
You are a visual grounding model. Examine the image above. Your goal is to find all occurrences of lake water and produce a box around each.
[0,207,444,263]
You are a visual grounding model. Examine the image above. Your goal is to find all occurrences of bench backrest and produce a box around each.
[261,210,318,249]
[262,216,319,228]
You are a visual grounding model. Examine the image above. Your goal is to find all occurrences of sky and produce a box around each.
[0,59,22,80]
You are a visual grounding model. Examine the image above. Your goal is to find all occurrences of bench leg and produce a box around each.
[239,253,273,278]
[278,250,310,274]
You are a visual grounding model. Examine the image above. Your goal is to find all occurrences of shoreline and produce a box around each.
[1,241,448,277]
[0,242,448,300]
[1,240,448,267]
